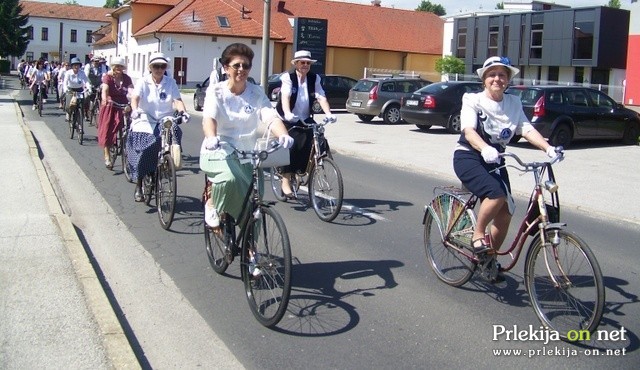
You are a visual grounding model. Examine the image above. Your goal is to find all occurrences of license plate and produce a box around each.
[406,100,419,106]
[350,101,362,107]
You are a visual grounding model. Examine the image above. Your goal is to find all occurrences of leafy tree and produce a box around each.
[496,2,504,10]
[606,0,620,9]
[0,0,30,58]
[63,0,79,5]
[435,55,465,75]
[104,0,121,8]
[416,1,446,16]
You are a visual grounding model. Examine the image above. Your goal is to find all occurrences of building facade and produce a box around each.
[450,6,630,102]
[624,0,640,105]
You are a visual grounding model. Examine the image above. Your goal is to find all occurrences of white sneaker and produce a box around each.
[205,203,219,228]
[32,105,36,110]
[43,99,47,104]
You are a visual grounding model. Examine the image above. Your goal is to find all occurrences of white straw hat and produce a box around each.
[291,50,317,65]
[476,56,520,80]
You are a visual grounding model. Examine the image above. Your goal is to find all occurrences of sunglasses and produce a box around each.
[229,62,252,70]
[297,61,312,65]
[151,64,167,70]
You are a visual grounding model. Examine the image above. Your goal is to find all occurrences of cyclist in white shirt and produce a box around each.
[62,57,90,121]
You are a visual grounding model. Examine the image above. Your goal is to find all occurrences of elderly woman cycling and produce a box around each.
[200,42,293,230]
[127,52,189,202]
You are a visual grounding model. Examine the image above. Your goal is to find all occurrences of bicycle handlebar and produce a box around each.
[217,140,283,161]
[499,151,564,172]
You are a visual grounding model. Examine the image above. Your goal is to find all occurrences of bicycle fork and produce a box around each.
[540,228,573,289]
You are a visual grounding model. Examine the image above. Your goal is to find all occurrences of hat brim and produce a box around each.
[291,58,317,65]
[477,64,520,80]
[149,58,168,66]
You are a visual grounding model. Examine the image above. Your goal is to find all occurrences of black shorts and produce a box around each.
[453,149,511,200]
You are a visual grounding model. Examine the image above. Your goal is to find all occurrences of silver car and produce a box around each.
[346,77,430,124]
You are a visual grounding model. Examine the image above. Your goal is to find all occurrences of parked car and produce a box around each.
[506,85,640,147]
[270,74,358,113]
[193,75,257,111]
[267,73,285,101]
[346,76,431,124]
[400,81,483,133]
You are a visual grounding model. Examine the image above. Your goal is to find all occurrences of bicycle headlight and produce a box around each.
[544,180,558,193]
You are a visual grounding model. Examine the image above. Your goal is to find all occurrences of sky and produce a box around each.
[38,0,633,14]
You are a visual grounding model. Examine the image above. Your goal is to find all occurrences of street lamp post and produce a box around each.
[261,0,271,94]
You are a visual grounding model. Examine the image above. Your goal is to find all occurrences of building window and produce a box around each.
[502,25,509,57]
[71,29,77,43]
[573,21,594,60]
[86,30,93,44]
[530,23,543,59]
[40,52,48,61]
[473,26,478,59]
[456,19,467,58]
[41,27,48,41]
[548,66,559,83]
[574,66,585,84]
[216,16,230,28]
[27,26,33,40]
[26,52,33,61]
[488,25,499,57]
[519,19,526,59]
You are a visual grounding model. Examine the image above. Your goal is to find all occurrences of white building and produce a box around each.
[16,1,109,65]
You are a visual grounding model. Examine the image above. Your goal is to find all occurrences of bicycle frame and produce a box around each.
[432,154,563,272]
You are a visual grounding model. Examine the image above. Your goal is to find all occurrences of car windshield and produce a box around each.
[416,82,451,94]
[507,87,544,105]
[352,80,378,92]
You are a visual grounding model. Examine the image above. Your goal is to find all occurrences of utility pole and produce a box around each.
[261,0,271,94]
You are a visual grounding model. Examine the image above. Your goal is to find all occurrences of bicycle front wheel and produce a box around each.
[76,109,84,145]
[69,111,75,139]
[241,206,292,328]
[424,193,476,287]
[38,94,43,117]
[309,157,343,222]
[122,128,133,183]
[156,154,177,229]
[524,228,605,340]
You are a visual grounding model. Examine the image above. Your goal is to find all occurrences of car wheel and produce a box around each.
[416,124,431,132]
[383,105,401,124]
[446,113,461,134]
[312,100,322,114]
[193,94,202,111]
[550,124,572,148]
[357,114,375,122]
[622,122,640,145]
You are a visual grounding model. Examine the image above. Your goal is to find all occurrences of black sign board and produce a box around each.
[293,17,328,75]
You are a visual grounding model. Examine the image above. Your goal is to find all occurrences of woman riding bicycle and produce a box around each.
[127,52,189,202]
[29,59,50,110]
[201,42,293,229]
[62,57,90,122]
[454,56,562,261]
[98,56,133,169]
[275,50,337,199]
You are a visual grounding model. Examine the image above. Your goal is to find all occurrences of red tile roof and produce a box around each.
[19,0,112,22]
[132,0,443,54]
[135,0,284,39]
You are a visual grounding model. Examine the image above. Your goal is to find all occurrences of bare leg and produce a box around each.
[280,172,294,194]
[473,196,511,249]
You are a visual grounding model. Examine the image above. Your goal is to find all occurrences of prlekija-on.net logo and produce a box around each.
[493,324,628,344]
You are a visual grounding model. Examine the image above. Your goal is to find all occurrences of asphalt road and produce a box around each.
[14,86,640,369]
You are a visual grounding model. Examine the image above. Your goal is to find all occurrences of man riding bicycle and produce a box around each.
[84,56,106,121]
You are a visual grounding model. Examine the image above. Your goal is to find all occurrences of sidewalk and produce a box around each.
[0,90,139,367]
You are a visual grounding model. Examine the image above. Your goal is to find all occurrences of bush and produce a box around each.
[0,59,10,74]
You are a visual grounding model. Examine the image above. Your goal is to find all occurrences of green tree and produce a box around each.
[496,2,504,10]
[416,1,446,16]
[0,0,30,58]
[63,0,79,5]
[104,0,120,8]
[435,55,465,75]
[606,0,621,9]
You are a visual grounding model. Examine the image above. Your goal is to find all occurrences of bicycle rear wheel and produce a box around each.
[524,228,605,340]
[156,154,177,229]
[309,157,343,222]
[424,193,476,287]
[89,98,99,128]
[269,168,287,201]
[241,206,291,328]
[143,173,154,206]
[204,217,231,274]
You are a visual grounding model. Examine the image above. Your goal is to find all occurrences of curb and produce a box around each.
[15,101,141,369]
